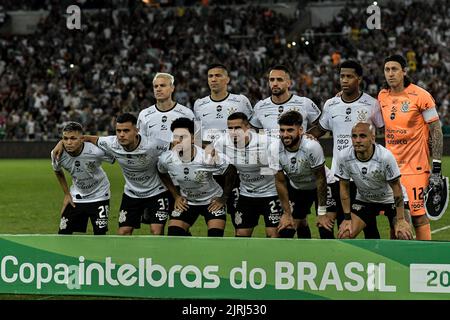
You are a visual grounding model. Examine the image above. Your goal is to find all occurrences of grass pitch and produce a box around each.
[0,158,449,240]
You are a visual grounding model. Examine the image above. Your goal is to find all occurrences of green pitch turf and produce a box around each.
[0,158,449,240]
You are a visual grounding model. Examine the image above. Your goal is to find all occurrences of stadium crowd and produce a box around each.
[0,0,449,141]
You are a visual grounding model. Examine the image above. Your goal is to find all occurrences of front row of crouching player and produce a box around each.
[51,111,413,239]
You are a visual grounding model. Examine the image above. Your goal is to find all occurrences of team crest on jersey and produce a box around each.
[194,171,207,182]
[401,101,410,112]
[357,110,368,122]
[227,107,237,116]
[361,167,368,175]
[184,168,190,175]
[85,161,96,173]
[161,116,168,123]
[371,169,385,182]
[136,154,147,165]
[278,106,284,113]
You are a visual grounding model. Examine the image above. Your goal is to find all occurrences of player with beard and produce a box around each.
[213,112,294,237]
[273,111,335,238]
[250,65,320,137]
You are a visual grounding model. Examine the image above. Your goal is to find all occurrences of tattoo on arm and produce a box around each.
[315,168,327,207]
[394,195,404,208]
[429,121,443,160]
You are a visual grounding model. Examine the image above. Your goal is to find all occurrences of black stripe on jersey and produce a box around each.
[311,161,326,170]
[270,94,293,106]
[155,102,179,113]
[386,175,401,183]
[210,93,230,103]
[341,92,363,104]
[334,174,350,181]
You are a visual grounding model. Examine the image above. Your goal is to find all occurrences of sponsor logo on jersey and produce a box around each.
[171,209,182,217]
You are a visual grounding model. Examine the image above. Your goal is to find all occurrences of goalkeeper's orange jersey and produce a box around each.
[378,84,438,175]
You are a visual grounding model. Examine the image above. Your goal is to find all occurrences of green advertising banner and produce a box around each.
[0,235,449,300]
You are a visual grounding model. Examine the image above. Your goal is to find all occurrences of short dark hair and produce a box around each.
[63,121,83,133]
[207,63,228,74]
[171,117,195,135]
[278,111,303,127]
[269,64,291,78]
[227,112,249,123]
[116,113,137,125]
[384,54,407,68]
[340,60,363,76]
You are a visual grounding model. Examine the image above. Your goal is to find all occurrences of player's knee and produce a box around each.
[168,226,188,236]
[235,229,252,237]
[207,228,224,237]
[297,218,308,228]
[150,224,164,235]
[412,214,429,228]
[279,228,296,238]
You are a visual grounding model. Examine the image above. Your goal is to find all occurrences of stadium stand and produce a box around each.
[0,0,448,141]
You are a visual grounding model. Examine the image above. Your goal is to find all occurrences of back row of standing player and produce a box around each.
[52,55,444,240]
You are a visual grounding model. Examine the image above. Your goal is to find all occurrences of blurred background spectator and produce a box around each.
[0,0,448,140]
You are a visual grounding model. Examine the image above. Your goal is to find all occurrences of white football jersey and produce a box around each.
[97,135,169,198]
[214,130,280,197]
[137,103,195,142]
[319,92,384,176]
[158,145,229,205]
[276,137,329,190]
[250,94,320,136]
[51,143,114,203]
[335,144,406,203]
[193,93,253,143]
